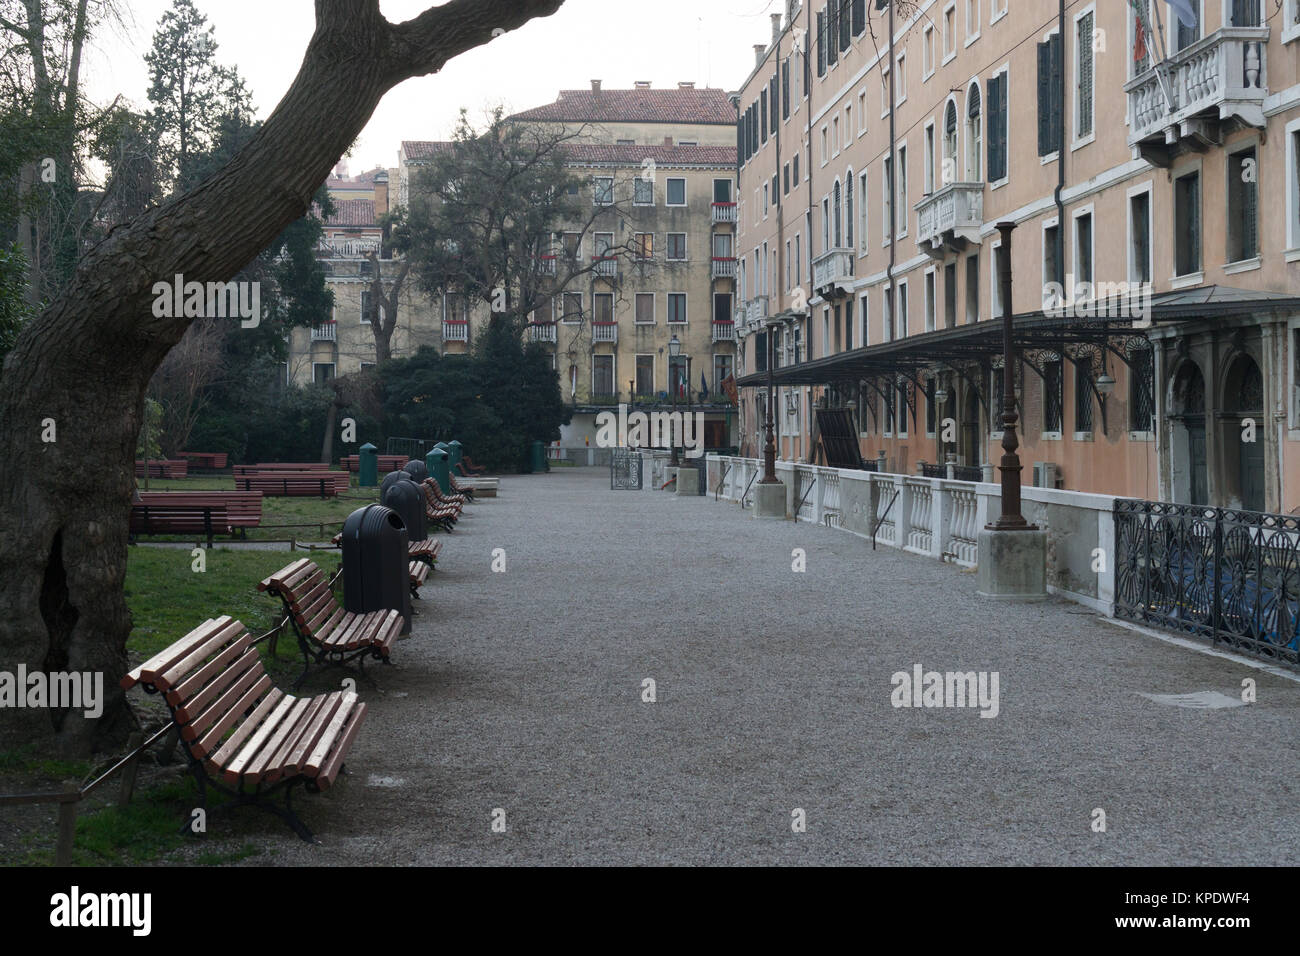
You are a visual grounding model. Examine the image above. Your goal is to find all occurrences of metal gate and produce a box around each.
[1114,499,1300,668]
[610,449,643,490]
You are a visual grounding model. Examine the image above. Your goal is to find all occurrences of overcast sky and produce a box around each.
[81,0,771,175]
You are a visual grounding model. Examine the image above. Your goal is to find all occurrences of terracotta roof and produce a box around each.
[323,198,376,227]
[402,141,454,161]
[400,141,735,168]
[509,87,736,125]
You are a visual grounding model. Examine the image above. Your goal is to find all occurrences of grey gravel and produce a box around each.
[220,466,1300,866]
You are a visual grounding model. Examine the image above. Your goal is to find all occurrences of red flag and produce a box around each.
[1134,17,1147,63]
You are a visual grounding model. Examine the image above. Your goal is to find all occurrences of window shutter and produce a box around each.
[840,0,852,50]
[846,174,854,248]
[1050,33,1063,152]
[1079,13,1094,137]
[988,74,1005,180]
[1190,177,1201,270]
[1036,41,1051,156]
[761,89,768,142]
[752,104,759,154]
[827,3,839,65]
[1243,154,1258,258]
[853,0,866,36]
[817,11,827,76]
[782,60,790,119]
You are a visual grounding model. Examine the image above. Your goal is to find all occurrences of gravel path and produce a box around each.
[230,466,1300,865]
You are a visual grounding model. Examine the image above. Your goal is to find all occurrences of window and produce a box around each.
[817,10,827,77]
[832,117,840,156]
[713,292,732,324]
[986,70,1007,181]
[360,289,373,324]
[833,180,842,247]
[944,4,957,59]
[563,232,581,261]
[771,173,779,209]
[897,281,909,339]
[763,183,769,217]
[784,163,790,195]
[562,292,583,323]
[1074,211,1093,288]
[714,354,734,394]
[313,363,335,384]
[966,253,980,322]
[883,155,893,242]
[858,90,868,132]
[532,297,553,323]
[594,232,614,258]
[966,84,982,180]
[793,152,800,183]
[827,0,840,65]
[992,241,1005,317]
[635,355,655,396]
[782,58,791,120]
[1227,145,1259,263]
[896,145,908,237]
[1130,0,1153,77]
[991,0,1007,19]
[845,172,854,249]
[635,293,655,324]
[966,0,980,41]
[785,240,792,290]
[714,179,732,203]
[667,233,687,260]
[592,355,615,397]
[712,233,733,261]
[822,197,830,250]
[594,293,614,323]
[851,0,865,37]
[859,294,870,347]
[1129,346,1155,433]
[1174,169,1201,276]
[1173,0,1200,52]
[822,308,831,358]
[1129,187,1152,284]
[944,263,957,328]
[668,293,688,324]
[858,171,869,250]
[1037,33,1062,158]
[594,176,613,205]
[926,378,937,435]
[845,298,854,349]
[1074,356,1093,434]
[755,331,768,372]
[844,106,852,146]
[883,286,893,342]
[880,64,890,116]
[794,234,801,285]
[634,178,654,205]
[666,178,687,206]
[896,51,907,103]
[821,126,829,165]
[896,382,909,436]
[1043,221,1060,302]
[924,123,935,193]
[923,24,935,77]
[1289,121,1300,251]
[1075,10,1095,142]
[924,270,936,332]
[944,100,958,185]
[761,88,768,142]
[634,233,654,260]
[1043,357,1063,434]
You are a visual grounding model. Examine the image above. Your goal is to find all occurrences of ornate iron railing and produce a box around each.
[1114,499,1300,668]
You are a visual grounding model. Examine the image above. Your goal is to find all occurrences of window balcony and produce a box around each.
[914,182,984,258]
[711,256,737,279]
[812,248,854,298]
[592,321,618,344]
[1124,27,1268,167]
[742,295,769,332]
[711,202,738,224]
[535,255,557,276]
[316,238,381,259]
[443,319,469,343]
[592,256,618,277]
[528,322,557,344]
[712,320,736,343]
[310,321,337,342]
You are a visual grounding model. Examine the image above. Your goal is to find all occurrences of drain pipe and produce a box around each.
[887,0,896,329]
[1054,0,1065,291]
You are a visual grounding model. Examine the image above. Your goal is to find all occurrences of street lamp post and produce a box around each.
[987,221,1034,532]
[668,333,681,466]
[761,319,779,483]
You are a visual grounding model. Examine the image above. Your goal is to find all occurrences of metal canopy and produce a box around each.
[735,286,1300,389]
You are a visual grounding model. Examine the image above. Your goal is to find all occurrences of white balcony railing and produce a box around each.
[711,202,738,224]
[812,248,853,295]
[316,238,381,258]
[743,295,769,328]
[443,320,469,343]
[311,321,337,342]
[592,256,618,277]
[711,257,737,279]
[592,321,618,344]
[1125,27,1268,162]
[711,320,736,343]
[915,182,984,257]
[528,323,557,344]
[535,255,557,276]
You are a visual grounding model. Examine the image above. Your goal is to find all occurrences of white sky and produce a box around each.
[81,0,773,175]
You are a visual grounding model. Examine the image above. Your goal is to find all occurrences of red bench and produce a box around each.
[179,452,229,469]
[339,454,407,474]
[121,615,367,841]
[235,472,351,497]
[129,503,230,547]
[233,462,332,475]
[135,459,189,479]
[137,492,263,534]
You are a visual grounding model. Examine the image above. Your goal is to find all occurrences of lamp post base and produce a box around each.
[753,479,786,519]
[975,528,1048,601]
[675,464,700,496]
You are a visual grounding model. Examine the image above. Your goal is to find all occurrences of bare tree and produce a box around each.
[0,0,566,755]
[147,317,227,457]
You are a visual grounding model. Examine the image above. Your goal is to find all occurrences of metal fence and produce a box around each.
[1114,499,1300,668]
[610,449,643,490]
[386,437,445,461]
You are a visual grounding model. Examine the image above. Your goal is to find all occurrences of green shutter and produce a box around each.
[817,11,827,76]
[1037,42,1051,156]
[1050,33,1063,152]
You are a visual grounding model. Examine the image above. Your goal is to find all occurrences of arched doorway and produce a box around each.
[1222,354,1265,512]
[959,386,981,467]
[1169,360,1208,505]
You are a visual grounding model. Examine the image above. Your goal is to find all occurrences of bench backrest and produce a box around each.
[130,503,230,534]
[257,559,343,640]
[235,473,349,496]
[137,492,262,524]
[121,616,276,762]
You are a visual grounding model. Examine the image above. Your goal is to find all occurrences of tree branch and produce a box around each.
[382,0,564,83]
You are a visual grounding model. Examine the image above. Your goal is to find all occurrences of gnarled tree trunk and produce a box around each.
[0,0,563,755]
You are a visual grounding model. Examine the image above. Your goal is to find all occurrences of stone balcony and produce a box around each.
[711,256,737,279]
[592,321,618,344]
[812,248,853,298]
[1124,27,1268,167]
[711,202,738,224]
[914,182,984,258]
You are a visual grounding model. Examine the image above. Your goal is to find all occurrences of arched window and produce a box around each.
[943,100,958,185]
[845,170,854,249]
[966,84,982,181]
[833,179,842,248]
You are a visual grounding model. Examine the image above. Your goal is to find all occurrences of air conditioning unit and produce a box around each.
[1032,461,1061,489]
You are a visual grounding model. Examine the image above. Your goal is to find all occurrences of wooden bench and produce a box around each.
[339,454,407,474]
[120,615,367,842]
[426,475,468,508]
[138,492,263,536]
[458,454,488,476]
[447,474,476,501]
[258,559,403,687]
[135,459,189,479]
[179,452,229,469]
[233,462,332,475]
[235,472,351,497]
[129,504,230,547]
[419,482,461,531]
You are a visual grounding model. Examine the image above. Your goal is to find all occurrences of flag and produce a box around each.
[1164,0,1197,29]
[1133,13,1147,63]
[721,374,739,406]
[700,370,709,398]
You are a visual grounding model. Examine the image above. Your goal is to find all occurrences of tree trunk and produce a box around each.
[0,0,564,755]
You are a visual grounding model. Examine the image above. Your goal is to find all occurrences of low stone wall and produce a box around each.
[706,455,1115,615]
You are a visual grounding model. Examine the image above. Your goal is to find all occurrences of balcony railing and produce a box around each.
[711,202,738,224]
[443,319,469,343]
[592,321,618,344]
[712,320,736,343]
[528,322,557,344]
[592,256,618,277]
[743,295,769,329]
[812,248,853,296]
[311,321,337,342]
[1124,27,1268,165]
[711,256,737,279]
[316,238,381,258]
[915,182,984,257]
[535,255,557,276]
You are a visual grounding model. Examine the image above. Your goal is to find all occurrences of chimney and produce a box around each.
[663,136,674,146]
[635,80,651,89]
[753,44,766,67]
[590,79,602,93]
[678,81,695,89]
[373,170,389,216]
[771,13,782,46]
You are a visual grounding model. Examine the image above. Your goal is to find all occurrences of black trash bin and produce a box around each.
[382,478,428,542]
[380,470,409,496]
[340,504,411,634]
[402,459,429,484]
